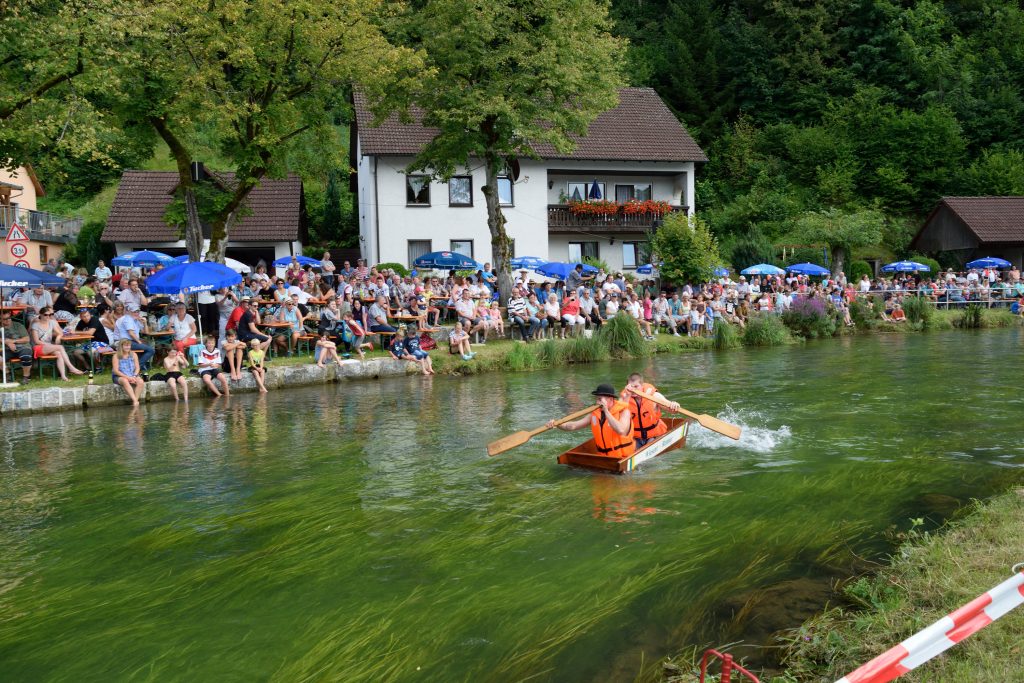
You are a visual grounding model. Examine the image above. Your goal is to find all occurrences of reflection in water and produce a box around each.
[0,329,1021,682]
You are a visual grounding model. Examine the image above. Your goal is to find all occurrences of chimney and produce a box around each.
[190,162,205,182]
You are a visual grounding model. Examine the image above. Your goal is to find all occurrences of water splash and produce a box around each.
[687,406,791,453]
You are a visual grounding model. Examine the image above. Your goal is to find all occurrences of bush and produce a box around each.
[782,296,837,338]
[849,260,873,282]
[902,295,932,326]
[729,228,777,271]
[850,298,879,327]
[908,255,941,276]
[597,312,649,358]
[374,262,410,277]
[650,212,722,284]
[956,303,983,329]
[534,339,564,365]
[743,313,791,346]
[503,343,542,371]
[713,320,741,350]
[982,308,1019,328]
[582,255,610,273]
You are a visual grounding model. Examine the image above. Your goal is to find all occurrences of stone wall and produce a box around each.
[0,358,420,418]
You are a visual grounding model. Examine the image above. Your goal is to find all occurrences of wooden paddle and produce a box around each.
[627,388,741,441]
[487,404,598,456]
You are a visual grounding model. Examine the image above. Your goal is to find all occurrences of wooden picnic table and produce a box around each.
[261,320,296,355]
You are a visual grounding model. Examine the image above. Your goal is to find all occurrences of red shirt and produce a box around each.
[226,305,246,331]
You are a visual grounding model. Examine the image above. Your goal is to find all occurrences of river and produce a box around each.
[1,329,1022,681]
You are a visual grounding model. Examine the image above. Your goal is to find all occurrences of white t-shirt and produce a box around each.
[169,313,196,341]
[605,299,619,316]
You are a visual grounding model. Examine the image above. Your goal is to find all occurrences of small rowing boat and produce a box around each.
[556,417,690,473]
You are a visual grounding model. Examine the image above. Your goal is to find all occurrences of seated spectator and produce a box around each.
[2,310,33,384]
[247,339,269,393]
[506,287,536,342]
[111,339,145,405]
[488,302,505,338]
[397,326,435,375]
[235,298,270,351]
[652,292,678,336]
[72,308,111,370]
[161,347,189,401]
[53,279,80,323]
[560,291,585,338]
[448,321,475,360]
[455,289,486,341]
[367,295,396,334]
[94,260,113,281]
[220,328,247,380]
[30,307,85,381]
[543,293,560,338]
[197,335,230,397]
[115,306,155,372]
[340,310,370,359]
[273,298,305,356]
[168,302,199,353]
[580,289,603,331]
[890,303,906,323]
[626,292,653,339]
[605,292,620,318]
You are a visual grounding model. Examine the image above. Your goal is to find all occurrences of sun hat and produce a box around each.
[591,383,618,398]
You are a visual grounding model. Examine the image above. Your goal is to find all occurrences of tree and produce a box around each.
[383,0,625,298]
[116,0,415,262]
[794,207,885,275]
[649,212,722,285]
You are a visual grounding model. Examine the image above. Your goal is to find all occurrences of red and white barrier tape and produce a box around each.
[836,565,1024,683]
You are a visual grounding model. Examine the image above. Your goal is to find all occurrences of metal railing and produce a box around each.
[0,205,83,241]
[547,204,687,231]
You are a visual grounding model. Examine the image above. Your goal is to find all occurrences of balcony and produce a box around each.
[0,205,83,242]
[547,204,687,234]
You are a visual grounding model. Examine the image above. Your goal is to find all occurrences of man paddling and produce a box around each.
[546,384,635,459]
[621,373,681,449]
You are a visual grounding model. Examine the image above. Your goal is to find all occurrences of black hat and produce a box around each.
[591,383,617,398]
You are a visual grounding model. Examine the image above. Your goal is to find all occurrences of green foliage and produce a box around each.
[782,297,838,338]
[534,339,564,366]
[961,148,1024,195]
[794,208,886,273]
[582,256,610,274]
[502,343,542,372]
[957,303,984,329]
[849,260,873,282]
[849,298,878,327]
[742,313,791,346]
[712,320,741,350]
[597,312,649,358]
[373,263,410,277]
[649,212,722,284]
[728,228,777,270]
[901,296,932,326]
[74,221,115,272]
[561,335,611,363]
[909,255,941,275]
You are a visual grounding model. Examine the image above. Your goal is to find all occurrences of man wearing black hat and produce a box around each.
[546,383,635,458]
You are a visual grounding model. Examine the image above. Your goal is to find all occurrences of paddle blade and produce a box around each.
[695,414,741,440]
[487,430,532,456]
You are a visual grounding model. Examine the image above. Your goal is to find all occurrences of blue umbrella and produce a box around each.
[965,256,1012,269]
[713,266,730,277]
[412,251,482,270]
[881,260,930,273]
[272,254,321,268]
[111,250,176,268]
[740,263,785,276]
[145,262,241,295]
[534,261,598,280]
[0,263,65,385]
[510,256,548,269]
[786,262,830,276]
[636,263,658,275]
[588,180,602,200]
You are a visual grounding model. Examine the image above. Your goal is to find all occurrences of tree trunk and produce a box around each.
[206,210,238,264]
[831,245,846,276]
[150,116,203,262]
[482,152,512,299]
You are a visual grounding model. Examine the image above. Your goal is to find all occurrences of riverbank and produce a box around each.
[2,307,1020,417]
[769,487,1024,682]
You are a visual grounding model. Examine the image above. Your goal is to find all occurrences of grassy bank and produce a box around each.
[769,488,1024,682]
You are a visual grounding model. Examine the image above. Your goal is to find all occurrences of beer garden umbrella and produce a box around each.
[145,262,242,338]
[0,263,64,386]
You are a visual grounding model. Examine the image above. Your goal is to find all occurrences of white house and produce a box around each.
[352,87,707,272]
[102,166,306,267]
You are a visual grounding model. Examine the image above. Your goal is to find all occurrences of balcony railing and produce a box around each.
[0,205,83,241]
[547,204,687,232]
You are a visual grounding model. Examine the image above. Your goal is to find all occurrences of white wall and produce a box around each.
[543,160,695,211]
[366,155,550,267]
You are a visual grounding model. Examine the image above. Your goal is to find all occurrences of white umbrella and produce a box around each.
[175,254,251,274]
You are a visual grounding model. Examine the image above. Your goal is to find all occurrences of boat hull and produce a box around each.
[556,417,690,473]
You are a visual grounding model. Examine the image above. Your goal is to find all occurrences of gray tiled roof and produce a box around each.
[939,197,1024,242]
[102,171,302,243]
[353,87,707,163]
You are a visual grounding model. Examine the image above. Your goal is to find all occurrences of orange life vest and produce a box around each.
[623,383,667,441]
[590,401,636,458]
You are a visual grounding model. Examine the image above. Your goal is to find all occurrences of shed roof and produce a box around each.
[935,197,1024,242]
[102,171,302,243]
[353,87,707,163]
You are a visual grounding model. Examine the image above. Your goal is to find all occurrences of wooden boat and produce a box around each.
[557,417,690,473]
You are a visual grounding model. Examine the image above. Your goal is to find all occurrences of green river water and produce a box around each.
[1,329,1022,682]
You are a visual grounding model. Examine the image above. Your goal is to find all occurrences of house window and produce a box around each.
[567,181,605,202]
[449,176,472,206]
[622,241,649,270]
[568,241,599,262]
[408,240,432,267]
[406,175,430,205]
[39,245,48,263]
[616,184,652,202]
[497,176,514,206]
[451,240,473,259]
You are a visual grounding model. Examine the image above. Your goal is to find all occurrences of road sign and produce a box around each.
[13,260,30,268]
[10,243,27,258]
[5,223,28,242]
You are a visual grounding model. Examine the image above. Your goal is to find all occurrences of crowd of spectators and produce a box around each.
[4,255,1022,401]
